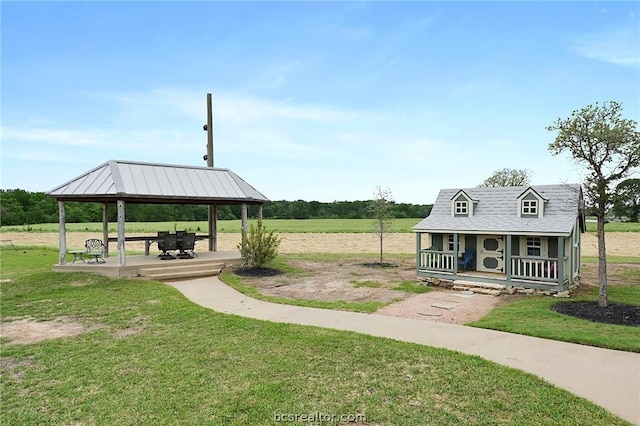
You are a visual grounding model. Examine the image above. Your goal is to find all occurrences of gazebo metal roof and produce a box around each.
[47,159,269,204]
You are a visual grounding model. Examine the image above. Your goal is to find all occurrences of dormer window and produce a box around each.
[451,190,477,217]
[455,201,468,215]
[517,187,547,218]
[522,200,538,215]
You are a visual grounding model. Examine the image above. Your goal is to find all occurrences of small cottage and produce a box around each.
[413,184,585,293]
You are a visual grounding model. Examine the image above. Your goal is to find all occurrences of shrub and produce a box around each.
[237,220,282,267]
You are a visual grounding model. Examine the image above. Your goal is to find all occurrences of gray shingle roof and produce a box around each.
[47,160,269,204]
[413,184,583,236]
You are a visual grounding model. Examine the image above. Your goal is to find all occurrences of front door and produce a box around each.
[478,236,505,273]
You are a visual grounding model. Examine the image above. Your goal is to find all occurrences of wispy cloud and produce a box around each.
[572,28,640,66]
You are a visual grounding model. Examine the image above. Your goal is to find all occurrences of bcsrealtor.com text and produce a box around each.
[274,411,366,423]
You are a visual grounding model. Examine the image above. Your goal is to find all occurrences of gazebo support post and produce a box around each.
[58,201,67,265]
[241,203,248,232]
[258,204,263,220]
[102,202,109,257]
[208,204,217,252]
[117,200,126,266]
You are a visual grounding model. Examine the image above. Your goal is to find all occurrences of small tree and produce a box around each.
[478,168,531,187]
[612,178,640,222]
[368,186,394,265]
[547,101,640,307]
[237,220,282,268]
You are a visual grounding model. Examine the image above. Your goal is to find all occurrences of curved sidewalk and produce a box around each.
[167,277,640,425]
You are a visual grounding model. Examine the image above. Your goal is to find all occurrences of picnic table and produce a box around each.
[107,234,208,255]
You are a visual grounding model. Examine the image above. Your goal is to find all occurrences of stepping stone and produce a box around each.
[431,302,459,310]
[418,311,443,317]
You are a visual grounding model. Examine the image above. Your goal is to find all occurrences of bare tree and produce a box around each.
[547,101,640,307]
[368,186,394,266]
[478,168,531,187]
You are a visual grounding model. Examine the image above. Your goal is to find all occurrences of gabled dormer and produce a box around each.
[451,190,477,217]
[516,187,548,218]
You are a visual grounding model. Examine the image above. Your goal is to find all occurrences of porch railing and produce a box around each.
[419,250,455,272]
[511,256,562,282]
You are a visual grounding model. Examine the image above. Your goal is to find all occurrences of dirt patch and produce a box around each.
[232,258,520,323]
[232,258,417,303]
[0,317,95,345]
[376,289,519,324]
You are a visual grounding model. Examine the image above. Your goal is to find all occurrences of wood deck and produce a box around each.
[52,250,242,279]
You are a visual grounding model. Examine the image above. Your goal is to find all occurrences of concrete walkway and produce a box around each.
[167,277,640,425]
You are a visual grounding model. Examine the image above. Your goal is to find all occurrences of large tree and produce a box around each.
[612,178,640,222]
[478,168,531,187]
[547,101,640,307]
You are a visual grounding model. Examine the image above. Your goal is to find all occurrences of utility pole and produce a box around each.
[205,93,217,251]
[206,93,214,167]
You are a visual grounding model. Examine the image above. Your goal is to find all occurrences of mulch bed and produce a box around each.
[233,267,283,278]
[551,301,640,327]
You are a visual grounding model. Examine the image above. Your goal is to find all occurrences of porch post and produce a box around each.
[58,201,66,265]
[415,232,421,273]
[102,202,109,257]
[117,200,126,266]
[505,235,512,279]
[557,236,565,288]
[453,233,459,273]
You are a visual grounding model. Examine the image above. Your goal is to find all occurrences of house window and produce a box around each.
[446,234,465,254]
[455,201,468,215]
[526,237,542,257]
[523,200,538,215]
[447,235,455,251]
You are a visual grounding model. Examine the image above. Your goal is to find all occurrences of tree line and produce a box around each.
[0,189,433,226]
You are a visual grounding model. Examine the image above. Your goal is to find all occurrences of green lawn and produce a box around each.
[468,266,640,352]
[1,271,630,425]
[3,218,640,234]
[1,218,424,234]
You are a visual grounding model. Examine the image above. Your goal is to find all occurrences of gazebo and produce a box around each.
[47,159,269,267]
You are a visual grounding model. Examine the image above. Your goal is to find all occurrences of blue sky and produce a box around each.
[2,1,638,203]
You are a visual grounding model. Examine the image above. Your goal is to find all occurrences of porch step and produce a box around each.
[138,260,225,281]
[452,280,506,296]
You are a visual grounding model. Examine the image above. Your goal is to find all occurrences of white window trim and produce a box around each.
[455,201,468,215]
[522,199,538,215]
[445,234,465,256]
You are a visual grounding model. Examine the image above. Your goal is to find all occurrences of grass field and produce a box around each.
[3,218,640,233]
[1,268,630,425]
[1,218,423,234]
